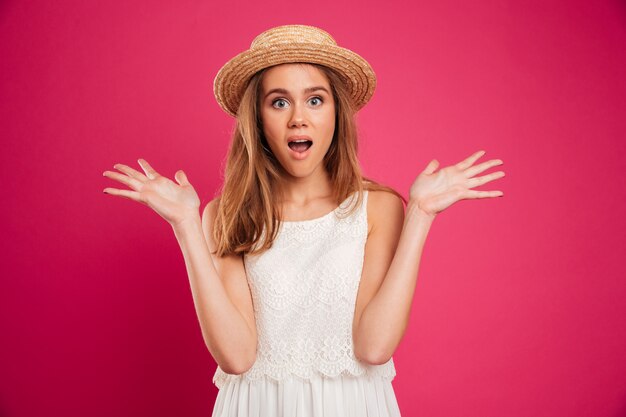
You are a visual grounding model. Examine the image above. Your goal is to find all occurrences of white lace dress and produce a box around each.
[211,190,401,417]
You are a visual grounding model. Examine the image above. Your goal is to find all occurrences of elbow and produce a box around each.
[359,351,393,366]
[220,363,251,376]
[210,340,257,375]
[219,351,257,375]
[354,343,393,366]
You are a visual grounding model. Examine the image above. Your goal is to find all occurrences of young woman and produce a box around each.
[103,25,505,416]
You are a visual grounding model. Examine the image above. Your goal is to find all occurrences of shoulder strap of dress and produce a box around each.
[362,189,369,211]
[335,189,366,219]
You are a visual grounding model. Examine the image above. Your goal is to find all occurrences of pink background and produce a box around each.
[1,1,625,416]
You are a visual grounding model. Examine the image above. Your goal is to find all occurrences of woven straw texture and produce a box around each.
[213,25,377,117]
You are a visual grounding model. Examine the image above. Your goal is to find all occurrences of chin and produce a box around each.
[283,165,320,179]
[285,169,314,179]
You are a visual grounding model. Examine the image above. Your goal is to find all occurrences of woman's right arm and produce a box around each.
[172,199,257,375]
[103,159,256,374]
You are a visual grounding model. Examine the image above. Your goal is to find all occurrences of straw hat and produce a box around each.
[213,24,377,117]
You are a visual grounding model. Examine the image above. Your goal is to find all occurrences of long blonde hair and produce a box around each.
[213,63,405,257]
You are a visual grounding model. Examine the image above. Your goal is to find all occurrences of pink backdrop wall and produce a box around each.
[1,1,625,416]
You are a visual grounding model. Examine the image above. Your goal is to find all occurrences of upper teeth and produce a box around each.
[293,139,309,143]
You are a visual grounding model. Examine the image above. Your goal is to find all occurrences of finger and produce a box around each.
[465,189,504,199]
[174,170,189,186]
[467,170,505,188]
[422,159,439,175]
[113,163,149,182]
[102,187,142,202]
[103,170,143,190]
[137,159,161,180]
[455,150,486,170]
[464,159,504,179]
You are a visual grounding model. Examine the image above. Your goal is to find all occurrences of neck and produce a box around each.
[277,169,333,205]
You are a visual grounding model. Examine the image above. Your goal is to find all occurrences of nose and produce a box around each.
[288,103,308,128]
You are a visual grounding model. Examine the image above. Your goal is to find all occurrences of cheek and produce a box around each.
[309,103,334,127]
[321,110,336,140]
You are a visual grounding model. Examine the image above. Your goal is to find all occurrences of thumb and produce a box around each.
[422,159,439,175]
[174,170,190,186]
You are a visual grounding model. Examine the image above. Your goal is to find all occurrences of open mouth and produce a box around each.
[288,140,313,153]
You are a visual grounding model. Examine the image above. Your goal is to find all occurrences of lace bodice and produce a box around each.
[213,190,396,388]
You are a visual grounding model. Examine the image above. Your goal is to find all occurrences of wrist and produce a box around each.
[171,214,202,235]
[406,200,436,221]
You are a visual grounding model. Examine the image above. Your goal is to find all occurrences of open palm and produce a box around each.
[410,150,505,217]
[103,159,200,227]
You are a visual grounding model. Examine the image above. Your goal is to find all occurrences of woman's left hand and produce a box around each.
[409,150,505,217]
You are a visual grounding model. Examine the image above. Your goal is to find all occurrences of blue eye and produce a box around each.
[272,98,289,109]
[309,97,323,106]
[271,97,323,109]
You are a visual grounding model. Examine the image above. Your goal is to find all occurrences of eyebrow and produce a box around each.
[263,86,331,99]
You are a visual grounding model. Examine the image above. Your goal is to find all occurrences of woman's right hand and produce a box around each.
[103,159,201,228]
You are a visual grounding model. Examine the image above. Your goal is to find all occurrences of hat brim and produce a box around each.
[213,43,376,117]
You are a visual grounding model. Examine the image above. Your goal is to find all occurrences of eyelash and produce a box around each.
[271,96,324,109]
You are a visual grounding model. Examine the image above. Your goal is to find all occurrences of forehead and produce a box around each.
[261,63,330,91]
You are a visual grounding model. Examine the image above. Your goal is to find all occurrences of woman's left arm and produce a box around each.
[353,150,505,364]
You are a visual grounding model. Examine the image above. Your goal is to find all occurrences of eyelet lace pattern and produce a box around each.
[213,190,396,388]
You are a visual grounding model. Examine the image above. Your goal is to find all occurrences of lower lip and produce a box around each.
[288,144,312,160]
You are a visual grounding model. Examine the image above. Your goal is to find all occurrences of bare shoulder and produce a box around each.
[201,197,221,253]
[202,197,220,221]
[366,189,405,235]
[367,189,404,211]
[200,196,244,270]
